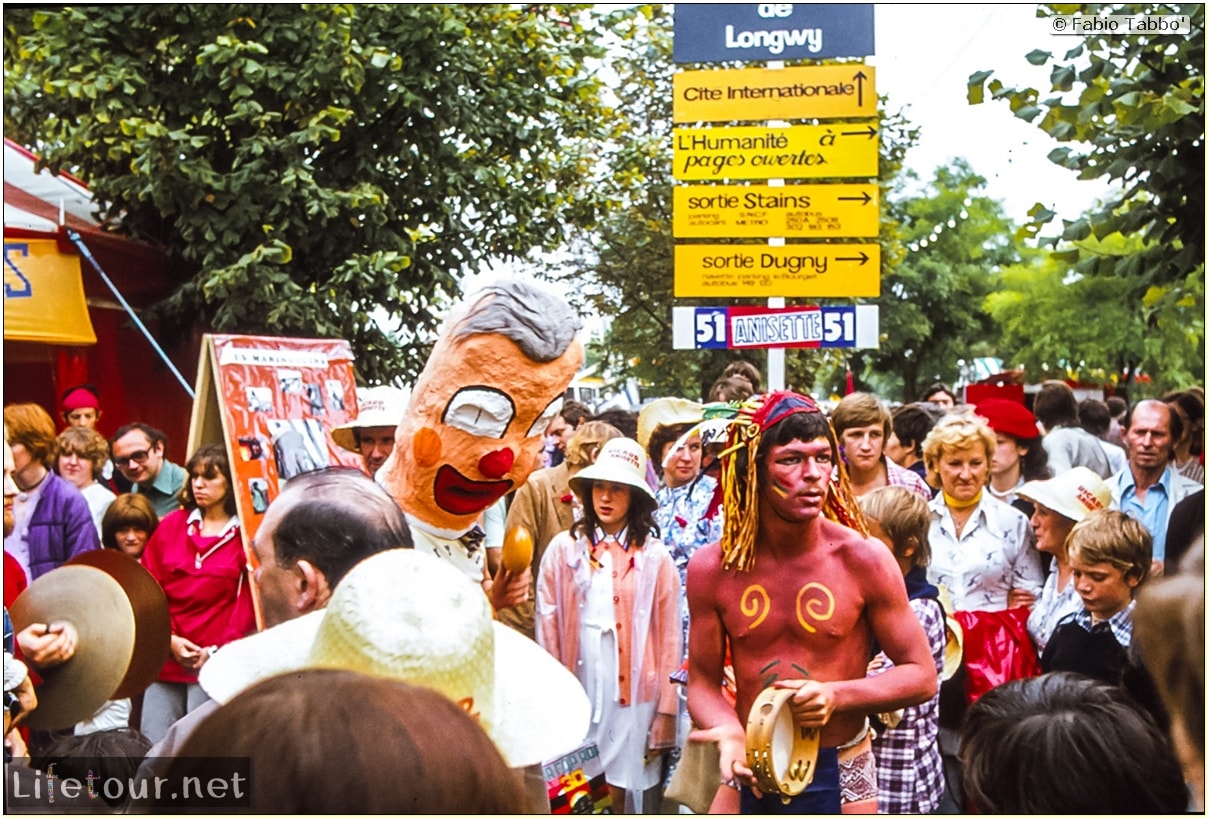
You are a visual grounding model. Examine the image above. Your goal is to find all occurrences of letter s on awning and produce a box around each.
[4,238,97,345]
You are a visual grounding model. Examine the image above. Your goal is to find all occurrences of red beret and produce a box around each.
[976,398,1039,440]
[61,386,100,411]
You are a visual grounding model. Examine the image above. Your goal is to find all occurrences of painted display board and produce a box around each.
[544,742,613,813]
[189,334,365,621]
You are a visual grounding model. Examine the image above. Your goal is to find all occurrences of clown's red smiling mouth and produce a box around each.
[433,465,512,516]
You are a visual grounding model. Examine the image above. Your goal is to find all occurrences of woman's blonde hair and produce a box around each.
[921,411,996,489]
[564,420,623,469]
[56,426,111,480]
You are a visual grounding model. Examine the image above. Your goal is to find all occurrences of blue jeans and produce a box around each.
[740,747,841,814]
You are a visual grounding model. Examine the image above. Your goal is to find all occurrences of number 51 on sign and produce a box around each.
[672,305,879,350]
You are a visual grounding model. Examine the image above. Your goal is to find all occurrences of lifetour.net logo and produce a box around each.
[6,757,251,813]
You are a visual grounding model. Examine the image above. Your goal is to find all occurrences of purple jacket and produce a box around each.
[24,473,100,580]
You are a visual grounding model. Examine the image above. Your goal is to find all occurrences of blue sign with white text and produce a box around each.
[673,304,877,350]
[674,3,875,63]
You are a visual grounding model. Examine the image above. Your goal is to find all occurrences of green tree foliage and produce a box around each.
[988,236,1205,393]
[852,160,1017,401]
[546,5,751,402]
[4,4,617,384]
[967,3,1204,390]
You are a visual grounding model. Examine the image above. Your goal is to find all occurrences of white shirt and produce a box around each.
[407,519,486,583]
[927,492,1044,612]
[1027,568,1080,654]
[81,482,117,536]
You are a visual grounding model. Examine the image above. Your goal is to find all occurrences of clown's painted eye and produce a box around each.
[527,397,564,438]
[443,388,516,438]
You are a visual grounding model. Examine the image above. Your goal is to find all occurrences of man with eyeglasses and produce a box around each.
[109,423,188,518]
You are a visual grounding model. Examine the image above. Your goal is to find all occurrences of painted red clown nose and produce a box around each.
[478,448,515,479]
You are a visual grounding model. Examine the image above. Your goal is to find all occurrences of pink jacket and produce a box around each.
[536,530,681,716]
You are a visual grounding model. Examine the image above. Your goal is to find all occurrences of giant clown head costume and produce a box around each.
[379,280,583,536]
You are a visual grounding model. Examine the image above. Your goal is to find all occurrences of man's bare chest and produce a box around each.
[715,565,865,648]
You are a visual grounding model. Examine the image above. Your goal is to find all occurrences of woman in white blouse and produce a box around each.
[922,411,1046,814]
[1017,466,1113,654]
[922,412,1045,612]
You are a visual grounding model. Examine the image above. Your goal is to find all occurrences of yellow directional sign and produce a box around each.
[674,244,880,298]
[674,65,876,123]
[674,122,878,181]
[674,184,878,239]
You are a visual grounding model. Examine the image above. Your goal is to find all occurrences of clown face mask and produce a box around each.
[379,282,584,534]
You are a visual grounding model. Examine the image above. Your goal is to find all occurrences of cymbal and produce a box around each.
[66,549,170,699]
[9,565,135,730]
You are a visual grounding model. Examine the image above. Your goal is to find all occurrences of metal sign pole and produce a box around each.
[66,229,195,398]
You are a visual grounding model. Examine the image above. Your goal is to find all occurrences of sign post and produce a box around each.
[673,183,878,238]
[673,122,879,181]
[672,3,880,394]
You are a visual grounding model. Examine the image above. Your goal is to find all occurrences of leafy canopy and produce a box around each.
[4,4,619,384]
[988,233,1204,390]
[967,2,1204,392]
[853,160,1016,401]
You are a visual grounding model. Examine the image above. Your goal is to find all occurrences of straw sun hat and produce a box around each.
[199,549,589,767]
[636,397,703,451]
[331,386,410,453]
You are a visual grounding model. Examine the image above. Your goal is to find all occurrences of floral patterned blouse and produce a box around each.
[654,473,723,653]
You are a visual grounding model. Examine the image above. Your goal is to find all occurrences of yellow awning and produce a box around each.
[3,237,96,345]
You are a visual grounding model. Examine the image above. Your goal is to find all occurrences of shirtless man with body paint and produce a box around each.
[686,392,936,814]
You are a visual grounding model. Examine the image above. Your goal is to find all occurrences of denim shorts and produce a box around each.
[739,746,841,814]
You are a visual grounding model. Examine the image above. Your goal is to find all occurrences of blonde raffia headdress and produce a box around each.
[709,391,867,572]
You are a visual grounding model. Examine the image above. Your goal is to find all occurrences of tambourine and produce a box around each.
[745,687,820,799]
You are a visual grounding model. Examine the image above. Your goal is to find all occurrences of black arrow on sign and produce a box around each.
[835,251,871,265]
[853,71,867,107]
[837,191,873,206]
[841,125,877,139]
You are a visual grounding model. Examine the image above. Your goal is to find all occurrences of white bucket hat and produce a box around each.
[1017,466,1112,523]
[198,549,589,767]
[569,437,656,500]
[331,386,410,453]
